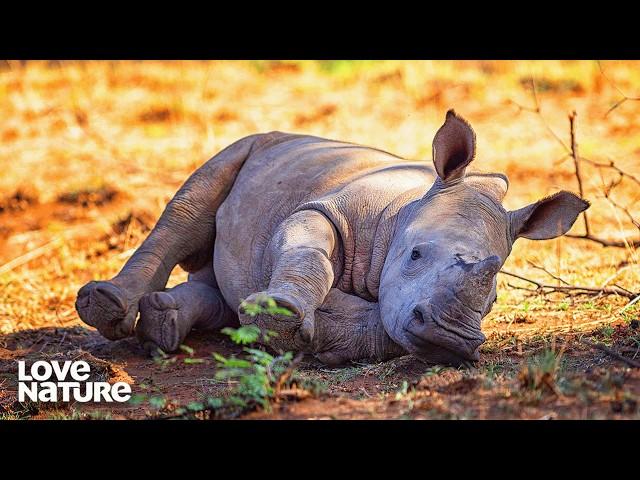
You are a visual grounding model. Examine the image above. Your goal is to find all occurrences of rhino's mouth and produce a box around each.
[401,303,485,364]
[404,330,478,365]
[404,328,481,362]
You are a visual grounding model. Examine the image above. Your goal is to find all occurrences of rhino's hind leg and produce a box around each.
[136,281,236,353]
[76,134,261,340]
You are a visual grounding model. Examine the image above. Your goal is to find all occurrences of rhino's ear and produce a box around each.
[432,109,476,183]
[509,191,590,241]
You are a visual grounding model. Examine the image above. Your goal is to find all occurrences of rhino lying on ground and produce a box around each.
[76,110,588,366]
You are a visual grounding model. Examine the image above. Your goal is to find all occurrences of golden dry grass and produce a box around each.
[1,60,640,419]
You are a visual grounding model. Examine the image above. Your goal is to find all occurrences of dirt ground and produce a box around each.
[0,60,639,419]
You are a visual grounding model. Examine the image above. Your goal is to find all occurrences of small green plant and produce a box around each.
[518,348,565,395]
[394,380,416,417]
[238,293,294,319]
[423,365,446,377]
[130,295,306,419]
[483,361,504,381]
[597,325,615,344]
[212,332,296,412]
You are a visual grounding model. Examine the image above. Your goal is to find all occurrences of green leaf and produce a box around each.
[179,344,195,356]
[221,358,252,368]
[153,348,169,359]
[215,368,251,380]
[187,401,205,411]
[267,306,294,317]
[222,325,261,345]
[183,357,205,364]
[149,396,167,409]
[128,393,146,405]
[212,352,228,363]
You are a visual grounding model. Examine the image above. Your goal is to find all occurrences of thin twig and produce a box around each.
[605,196,640,230]
[597,61,640,117]
[581,338,640,368]
[600,265,631,289]
[620,294,640,313]
[0,237,63,276]
[275,351,305,396]
[564,234,640,248]
[569,111,590,236]
[581,156,640,188]
[526,259,571,285]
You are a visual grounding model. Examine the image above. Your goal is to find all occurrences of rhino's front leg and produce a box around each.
[311,289,406,366]
[240,209,340,351]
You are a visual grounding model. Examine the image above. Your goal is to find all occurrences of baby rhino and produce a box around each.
[76,110,588,366]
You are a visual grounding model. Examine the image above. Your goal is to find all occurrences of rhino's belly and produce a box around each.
[211,134,416,310]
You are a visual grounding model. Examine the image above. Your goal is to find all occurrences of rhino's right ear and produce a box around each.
[509,191,590,241]
[432,109,476,184]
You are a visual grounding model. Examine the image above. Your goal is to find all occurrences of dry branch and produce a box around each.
[511,77,640,249]
[499,270,638,299]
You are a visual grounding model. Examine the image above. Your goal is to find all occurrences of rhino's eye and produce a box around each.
[410,248,421,261]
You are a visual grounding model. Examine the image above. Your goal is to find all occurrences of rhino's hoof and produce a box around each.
[137,292,183,353]
[76,281,136,340]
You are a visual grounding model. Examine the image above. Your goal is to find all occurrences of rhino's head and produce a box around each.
[379,110,589,366]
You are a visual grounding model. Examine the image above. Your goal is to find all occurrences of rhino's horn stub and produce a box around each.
[473,255,502,278]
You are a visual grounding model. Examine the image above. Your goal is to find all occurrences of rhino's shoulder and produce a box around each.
[293,162,435,298]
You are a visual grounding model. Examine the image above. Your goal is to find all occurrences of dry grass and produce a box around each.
[0,60,639,419]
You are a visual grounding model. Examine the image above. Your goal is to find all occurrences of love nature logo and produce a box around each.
[17,360,132,403]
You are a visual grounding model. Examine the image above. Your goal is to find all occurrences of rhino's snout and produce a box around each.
[404,300,485,364]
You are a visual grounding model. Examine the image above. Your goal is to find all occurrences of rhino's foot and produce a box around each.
[76,281,139,340]
[137,291,185,354]
[136,281,229,354]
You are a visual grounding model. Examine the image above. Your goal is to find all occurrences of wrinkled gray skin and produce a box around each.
[76,110,589,366]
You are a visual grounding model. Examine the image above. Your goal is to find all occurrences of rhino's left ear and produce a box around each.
[432,109,476,183]
[509,191,590,241]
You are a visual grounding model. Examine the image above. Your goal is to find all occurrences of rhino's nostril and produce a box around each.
[413,307,425,324]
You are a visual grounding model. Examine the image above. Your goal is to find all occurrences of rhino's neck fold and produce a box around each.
[364,187,427,299]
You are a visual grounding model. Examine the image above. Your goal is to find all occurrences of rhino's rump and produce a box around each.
[213,132,435,309]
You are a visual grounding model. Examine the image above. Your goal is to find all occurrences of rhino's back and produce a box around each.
[214,132,434,308]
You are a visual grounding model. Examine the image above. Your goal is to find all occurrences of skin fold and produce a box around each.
[76,110,589,366]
